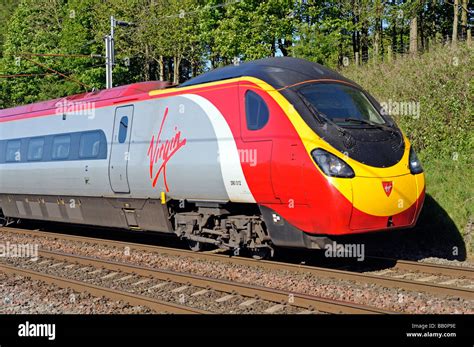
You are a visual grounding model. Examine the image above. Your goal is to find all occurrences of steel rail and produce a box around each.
[2,226,473,301]
[0,262,206,314]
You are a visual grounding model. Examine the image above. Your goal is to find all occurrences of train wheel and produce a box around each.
[0,210,5,227]
[187,240,203,252]
[249,247,271,260]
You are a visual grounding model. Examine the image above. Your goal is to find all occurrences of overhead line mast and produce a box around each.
[105,16,134,89]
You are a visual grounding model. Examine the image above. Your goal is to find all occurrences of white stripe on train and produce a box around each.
[182,94,256,203]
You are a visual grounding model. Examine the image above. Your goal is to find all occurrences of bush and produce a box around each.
[342,43,474,255]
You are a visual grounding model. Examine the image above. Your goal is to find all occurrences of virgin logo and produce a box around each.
[147,107,187,191]
[382,181,393,197]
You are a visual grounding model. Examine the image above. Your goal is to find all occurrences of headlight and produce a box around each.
[409,147,423,174]
[311,148,355,178]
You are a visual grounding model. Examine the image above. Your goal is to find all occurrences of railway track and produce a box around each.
[1,226,473,305]
[0,261,204,314]
[0,247,387,314]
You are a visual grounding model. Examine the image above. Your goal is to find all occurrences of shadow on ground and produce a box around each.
[276,194,467,269]
[352,194,466,261]
[12,194,468,271]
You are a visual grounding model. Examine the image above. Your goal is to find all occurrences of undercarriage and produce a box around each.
[169,201,274,258]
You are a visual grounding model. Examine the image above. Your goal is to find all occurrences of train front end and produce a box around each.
[259,77,426,250]
[295,81,426,237]
[307,142,426,235]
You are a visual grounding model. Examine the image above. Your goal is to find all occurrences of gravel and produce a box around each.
[0,271,155,314]
[0,230,472,314]
[418,257,474,268]
[0,254,304,314]
[367,268,474,288]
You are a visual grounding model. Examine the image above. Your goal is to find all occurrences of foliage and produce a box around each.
[0,0,20,54]
[0,0,472,251]
[343,43,474,249]
[0,0,472,103]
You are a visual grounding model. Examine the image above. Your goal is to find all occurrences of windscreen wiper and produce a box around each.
[297,95,348,135]
[344,118,402,148]
[296,95,356,148]
[342,118,396,133]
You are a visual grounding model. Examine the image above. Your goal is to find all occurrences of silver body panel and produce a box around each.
[0,94,254,202]
[0,93,255,232]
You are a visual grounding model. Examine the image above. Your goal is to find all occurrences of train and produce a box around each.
[0,57,425,258]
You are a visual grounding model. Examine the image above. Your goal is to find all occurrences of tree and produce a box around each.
[60,0,106,89]
[409,15,417,54]
[409,1,418,54]
[0,0,20,55]
[453,0,459,45]
[291,0,354,67]
[211,0,296,63]
[461,0,468,39]
[0,0,68,107]
[373,0,384,60]
[1,0,472,108]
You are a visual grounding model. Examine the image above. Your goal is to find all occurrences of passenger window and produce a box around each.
[27,137,44,161]
[118,116,128,143]
[79,132,101,158]
[245,90,269,130]
[52,135,71,160]
[5,140,21,162]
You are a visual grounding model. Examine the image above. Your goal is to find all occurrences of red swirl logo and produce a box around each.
[382,181,393,197]
[147,107,187,191]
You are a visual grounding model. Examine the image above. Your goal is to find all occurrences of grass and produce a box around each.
[341,43,474,256]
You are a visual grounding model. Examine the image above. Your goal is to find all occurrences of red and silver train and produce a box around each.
[0,57,425,257]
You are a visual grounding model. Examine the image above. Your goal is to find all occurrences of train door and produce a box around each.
[238,84,279,203]
[109,105,134,193]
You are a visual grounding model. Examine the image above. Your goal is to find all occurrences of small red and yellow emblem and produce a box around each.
[382,181,393,197]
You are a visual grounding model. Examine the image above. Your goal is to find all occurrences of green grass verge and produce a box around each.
[341,43,474,256]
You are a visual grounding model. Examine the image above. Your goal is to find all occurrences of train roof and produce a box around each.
[0,81,171,119]
[180,56,352,89]
[1,57,353,120]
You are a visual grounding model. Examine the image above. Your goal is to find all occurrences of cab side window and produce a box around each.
[245,90,269,130]
[118,116,128,143]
